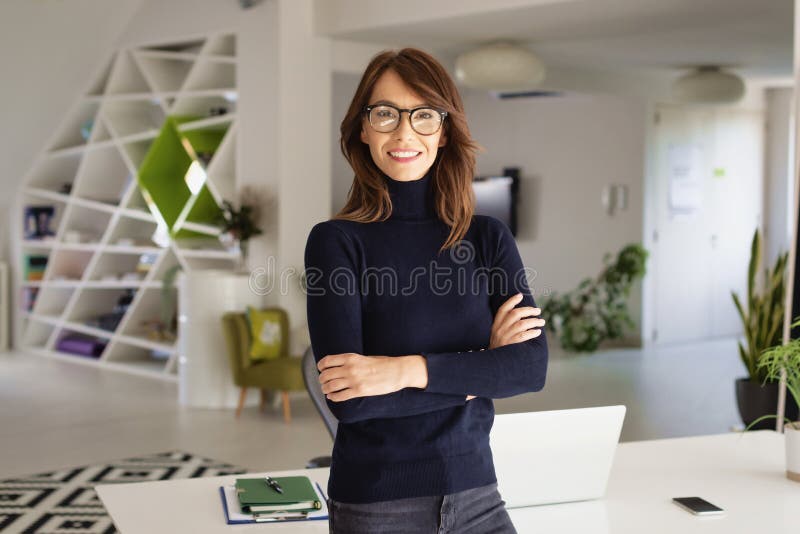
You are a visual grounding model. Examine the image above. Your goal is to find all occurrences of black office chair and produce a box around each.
[302,345,337,468]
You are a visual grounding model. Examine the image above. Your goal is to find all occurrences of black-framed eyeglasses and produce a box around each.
[364,104,448,136]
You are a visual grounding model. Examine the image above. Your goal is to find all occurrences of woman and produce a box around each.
[304,48,548,533]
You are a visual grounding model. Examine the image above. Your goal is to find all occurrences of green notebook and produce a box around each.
[235,476,322,514]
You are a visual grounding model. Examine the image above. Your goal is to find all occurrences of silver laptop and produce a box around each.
[489,405,626,508]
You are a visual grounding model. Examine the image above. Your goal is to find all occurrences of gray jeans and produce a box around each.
[327,482,517,534]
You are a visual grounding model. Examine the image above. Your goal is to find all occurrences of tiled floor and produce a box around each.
[0,336,746,479]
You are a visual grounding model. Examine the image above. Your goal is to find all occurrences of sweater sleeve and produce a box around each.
[304,221,468,424]
[421,218,549,398]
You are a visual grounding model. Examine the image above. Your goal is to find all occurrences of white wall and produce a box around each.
[764,87,794,266]
[464,90,646,341]
[0,0,144,262]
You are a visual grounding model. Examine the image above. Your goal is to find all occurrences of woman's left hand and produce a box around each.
[318,353,421,402]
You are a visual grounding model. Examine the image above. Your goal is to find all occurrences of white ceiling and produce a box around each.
[325,0,793,78]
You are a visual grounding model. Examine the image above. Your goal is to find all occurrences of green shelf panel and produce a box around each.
[136,116,226,237]
[186,185,220,226]
[137,117,192,229]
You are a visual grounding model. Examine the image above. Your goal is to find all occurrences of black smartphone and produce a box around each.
[672,497,725,516]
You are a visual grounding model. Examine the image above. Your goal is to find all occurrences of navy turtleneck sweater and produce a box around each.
[304,169,548,503]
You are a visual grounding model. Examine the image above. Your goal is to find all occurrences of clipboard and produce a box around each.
[220,481,329,524]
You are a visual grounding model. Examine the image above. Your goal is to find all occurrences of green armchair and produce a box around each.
[221,308,305,422]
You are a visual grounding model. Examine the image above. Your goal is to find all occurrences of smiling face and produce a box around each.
[360,69,447,182]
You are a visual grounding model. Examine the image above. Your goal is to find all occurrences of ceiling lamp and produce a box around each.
[455,42,546,92]
[671,66,745,104]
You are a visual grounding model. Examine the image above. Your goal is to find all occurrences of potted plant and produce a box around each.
[731,230,798,429]
[745,317,800,482]
[215,186,264,269]
[542,243,648,352]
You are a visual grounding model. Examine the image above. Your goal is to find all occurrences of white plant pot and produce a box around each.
[787,424,800,482]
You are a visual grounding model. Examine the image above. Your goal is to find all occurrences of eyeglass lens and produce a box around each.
[369,105,443,135]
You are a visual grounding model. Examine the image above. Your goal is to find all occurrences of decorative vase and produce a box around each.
[239,239,250,271]
[788,424,800,482]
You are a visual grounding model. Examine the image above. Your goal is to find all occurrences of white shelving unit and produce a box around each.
[12,32,240,382]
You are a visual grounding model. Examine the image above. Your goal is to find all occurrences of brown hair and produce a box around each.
[335,47,482,253]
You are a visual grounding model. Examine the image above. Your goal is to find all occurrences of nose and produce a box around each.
[393,111,416,140]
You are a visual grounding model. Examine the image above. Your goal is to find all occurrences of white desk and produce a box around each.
[97,431,798,533]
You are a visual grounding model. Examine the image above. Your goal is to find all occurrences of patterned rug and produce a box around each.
[0,451,247,533]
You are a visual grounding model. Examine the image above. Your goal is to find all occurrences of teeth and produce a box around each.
[389,151,420,158]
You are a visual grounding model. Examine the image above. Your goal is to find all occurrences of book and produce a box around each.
[219,480,329,525]
[235,476,322,513]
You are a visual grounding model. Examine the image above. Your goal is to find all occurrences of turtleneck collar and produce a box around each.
[381,168,438,221]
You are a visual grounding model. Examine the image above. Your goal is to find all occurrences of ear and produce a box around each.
[360,127,368,144]
[438,132,447,148]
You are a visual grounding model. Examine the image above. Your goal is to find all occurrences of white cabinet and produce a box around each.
[178,270,263,408]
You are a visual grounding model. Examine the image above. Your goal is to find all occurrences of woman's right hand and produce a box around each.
[466,293,545,402]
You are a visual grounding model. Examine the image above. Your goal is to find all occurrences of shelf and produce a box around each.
[47,144,89,158]
[206,124,236,202]
[135,53,194,93]
[142,37,204,55]
[91,280,160,289]
[21,239,56,249]
[116,333,175,354]
[71,144,134,204]
[60,204,114,244]
[20,322,56,347]
[44,248,94,282]
[105,50,153,95]
[106,216,160,247]
[178,221,221,236]
[61,320,116,339]
[176,113,235,132]
[27,151,83,193]
[178,248,237,259]
[64,287,137,327]
[70,195,119,215]
[104,245,163,254]
[103,99,166,139]
[33,280,77,288]
[57,243,101,252]
[25,313,61,327]
[48,100,99,151]
[170,92,236,116]
[118,208,156,223]
[204,34,236,58]
[137,50,200,62]
[118,137,155,169]
[116,129,160,144]
[117,286,176,340]
[85,250,157,283]
[87,55,115,97]
[15,31,240,382]
[24,187,71,203]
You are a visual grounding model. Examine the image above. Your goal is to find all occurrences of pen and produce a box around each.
[265,475,284,494]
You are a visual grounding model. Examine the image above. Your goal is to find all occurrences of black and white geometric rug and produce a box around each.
[0,451,247,533]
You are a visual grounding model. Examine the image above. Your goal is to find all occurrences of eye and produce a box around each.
[375,108,397,118]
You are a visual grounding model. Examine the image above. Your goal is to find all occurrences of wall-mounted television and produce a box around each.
[473,167,520,236]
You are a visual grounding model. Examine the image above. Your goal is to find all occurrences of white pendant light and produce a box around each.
[455,42,546,92]
[671,66,745,104]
